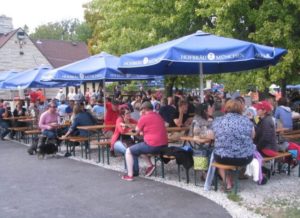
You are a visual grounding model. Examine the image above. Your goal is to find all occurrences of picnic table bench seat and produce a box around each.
[211,162,243,194]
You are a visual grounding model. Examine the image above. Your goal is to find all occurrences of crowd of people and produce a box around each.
[1,85,300,188]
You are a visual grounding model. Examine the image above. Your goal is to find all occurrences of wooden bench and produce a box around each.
[281,134,300,140]
[59,136,89,158]
[93,140,111,164]
[23,129,41,144]
[211,162,243,194]
[8,126,31,141]
[263,152,292,176]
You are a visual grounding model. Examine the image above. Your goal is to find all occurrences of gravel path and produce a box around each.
[14,140,300,218]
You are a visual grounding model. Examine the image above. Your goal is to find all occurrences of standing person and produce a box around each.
[85,87,91,104]
[211,99,255,191]
[68,88,76,101]
[29,89,39,103]
[55,88,66,102]
[111,108,139,175]
[114,86,121,99]
[122,101,168,181]
[36,89,46,103]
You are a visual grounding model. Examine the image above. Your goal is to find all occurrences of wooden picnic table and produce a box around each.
[77,124,116,141]
[180,136,213,146]
[3,116,32,121]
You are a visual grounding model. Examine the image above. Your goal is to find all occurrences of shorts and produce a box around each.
[129,141,167,156]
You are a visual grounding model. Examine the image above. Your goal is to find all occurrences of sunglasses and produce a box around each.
[50,106,57,108]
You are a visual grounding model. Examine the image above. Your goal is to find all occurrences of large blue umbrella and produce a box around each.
[0,70,18,81]
[119,30,287,100]
[0,66,77,89]
[42,52,161,82]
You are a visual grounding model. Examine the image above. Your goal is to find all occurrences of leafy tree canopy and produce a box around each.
[84,0,299,93]
[30,19,92,43]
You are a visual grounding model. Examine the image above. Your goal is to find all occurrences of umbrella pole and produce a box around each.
[199,63,204,103]
[103,79,106,116]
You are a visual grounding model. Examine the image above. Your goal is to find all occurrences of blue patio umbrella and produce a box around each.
[0,66,77,90]
[119,30,287,100]
[42,52,161,82]
[287,85,300,90]
[0,70,18,81]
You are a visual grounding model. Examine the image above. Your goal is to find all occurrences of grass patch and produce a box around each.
[227,192,242,202]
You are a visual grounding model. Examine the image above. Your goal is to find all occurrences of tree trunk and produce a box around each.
[281,78,287,98]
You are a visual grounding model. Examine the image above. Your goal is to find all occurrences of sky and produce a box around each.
[0,0,90,32]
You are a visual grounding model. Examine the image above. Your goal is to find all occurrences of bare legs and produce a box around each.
[218,169,233,189]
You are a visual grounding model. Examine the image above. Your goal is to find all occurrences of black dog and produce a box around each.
[37,143,58,159]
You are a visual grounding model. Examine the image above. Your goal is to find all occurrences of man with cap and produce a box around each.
[122,101,168,181]
[253,100,279,157]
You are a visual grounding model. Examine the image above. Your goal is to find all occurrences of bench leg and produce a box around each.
[178,165,181,182]
[98,146,101,163]
[214,170,218,191]
[106,145,110,165]
[233,170,239,195]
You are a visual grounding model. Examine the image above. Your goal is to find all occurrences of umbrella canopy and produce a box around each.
[42,52,161,82]
[0,70,18,81]
[287,85,300,89]
[119,30,287,75]
[119,30,287,102]
[0,66,77,90]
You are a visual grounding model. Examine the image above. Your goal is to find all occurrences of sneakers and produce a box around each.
[145,165,155,177]
[121,175,133,181]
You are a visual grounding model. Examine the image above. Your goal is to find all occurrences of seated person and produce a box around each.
[92,99,104,119]
[211,99,255,191]
[274,97,293,130]
[253,101,279,157]
[190,103,213,139]
[10,101,27,139]
[111,108,139,175]
[159,97,177,126]
[0,102,12,140]
[28,102,60,154]
[122,101,168,181]
[170,99,193,127]
[62,104,97,138]
[104,98,119,137]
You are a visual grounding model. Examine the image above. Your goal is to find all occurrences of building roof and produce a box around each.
[34,39,90,67]
[0,29,18,48]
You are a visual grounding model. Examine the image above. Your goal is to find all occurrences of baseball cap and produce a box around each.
[253,100,272,113]
[141,101,153,110]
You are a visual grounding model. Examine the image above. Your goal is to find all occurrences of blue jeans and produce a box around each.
[42,129,57,139]
[114,140,139,175]
[0,121,10,138]
[129,141,167,156]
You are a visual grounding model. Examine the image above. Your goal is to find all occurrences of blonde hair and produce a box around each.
[224,99,243,114]
[73,104,82,115]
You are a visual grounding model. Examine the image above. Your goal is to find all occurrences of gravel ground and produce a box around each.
[18,140,300,218]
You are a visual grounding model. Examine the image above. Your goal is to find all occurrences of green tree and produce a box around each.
[84,0,204,94]
[84,0,298,94]
[30,19,92,43]
[196,0,300,93]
